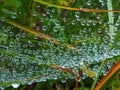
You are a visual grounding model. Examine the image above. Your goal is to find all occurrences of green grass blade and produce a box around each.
[95,61,120,90]
[107,0,115,44]
[34,0,120,12]
[90,60,106,90]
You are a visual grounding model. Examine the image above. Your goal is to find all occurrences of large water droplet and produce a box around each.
[11,83,20,88]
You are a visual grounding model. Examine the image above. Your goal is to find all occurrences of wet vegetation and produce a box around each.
[0,0,120,90]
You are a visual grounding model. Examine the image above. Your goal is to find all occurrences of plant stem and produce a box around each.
[90,60,106,90]
[34,0,120,12]
[107,0,114,43]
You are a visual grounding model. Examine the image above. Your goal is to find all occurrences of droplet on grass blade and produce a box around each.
[11,83,20,88]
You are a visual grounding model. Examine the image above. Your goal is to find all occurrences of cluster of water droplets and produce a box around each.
[0,0,120,89]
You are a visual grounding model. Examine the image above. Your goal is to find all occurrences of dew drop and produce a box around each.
[28,41,34,47]
[53,26,58,32]
[42,25,47,31]
[46,9,51,15]
[9,31,14,37]
[50,14,53,18]
[71,20,76,25]
[7,26,12,31]
[33,11,38,17]
[40,18,44,22]
[63,17,67,22]
[61,79,66,83]
[21,32,27,38]
[99,0,103,3]
[81,21,86,26]
[0,16,5,21]
[11,83,20,88]
[36,26,40,31]
[12,11,17,19]
[97,15,101,20]
[0,87,5,90]
[87,0,91,6]
[75,11,80,18]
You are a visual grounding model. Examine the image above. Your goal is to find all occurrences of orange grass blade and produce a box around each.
[95,61,120,90]
[6,20,59,45]
[48,64,79,90]
[6,20,79,51]
[34,0,120,13]
[48,64,76,75]
[66,45,79,52]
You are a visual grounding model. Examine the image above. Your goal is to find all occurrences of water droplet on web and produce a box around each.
[98,28,102,34]
[11,11,17,19]
[46,9,51,15]
[0,87,5,90]
[9,31,14,37]
[103,36,110,44]
[75,11,80,18]
[3,30,8,36]
[87,0,91,6]
[33,11,38,17]
[34,35,39,40]
[98,20,103,25]
[99,0,103,3]
[22,44,28,48]
[97,15,101,20]
[36,26,40,31]
[63,17,67,22]
[28,41,34,47]
[28,50,32,55]
[92,21,97,26]
[40,18,45,22]
[7,26,12,31]
[81,21,86,26]
[45,17,49,20]
[53,26,58,32]
[79,61,84,66]
[71,20,76,25]
[50,14,53,18]
[21,32,27,38]
[42,25,47,31]
[11,83,20,88]
[9,42,14,47]
[15,33,21,38]
[0,16,5,21]
[61,79,66,83]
